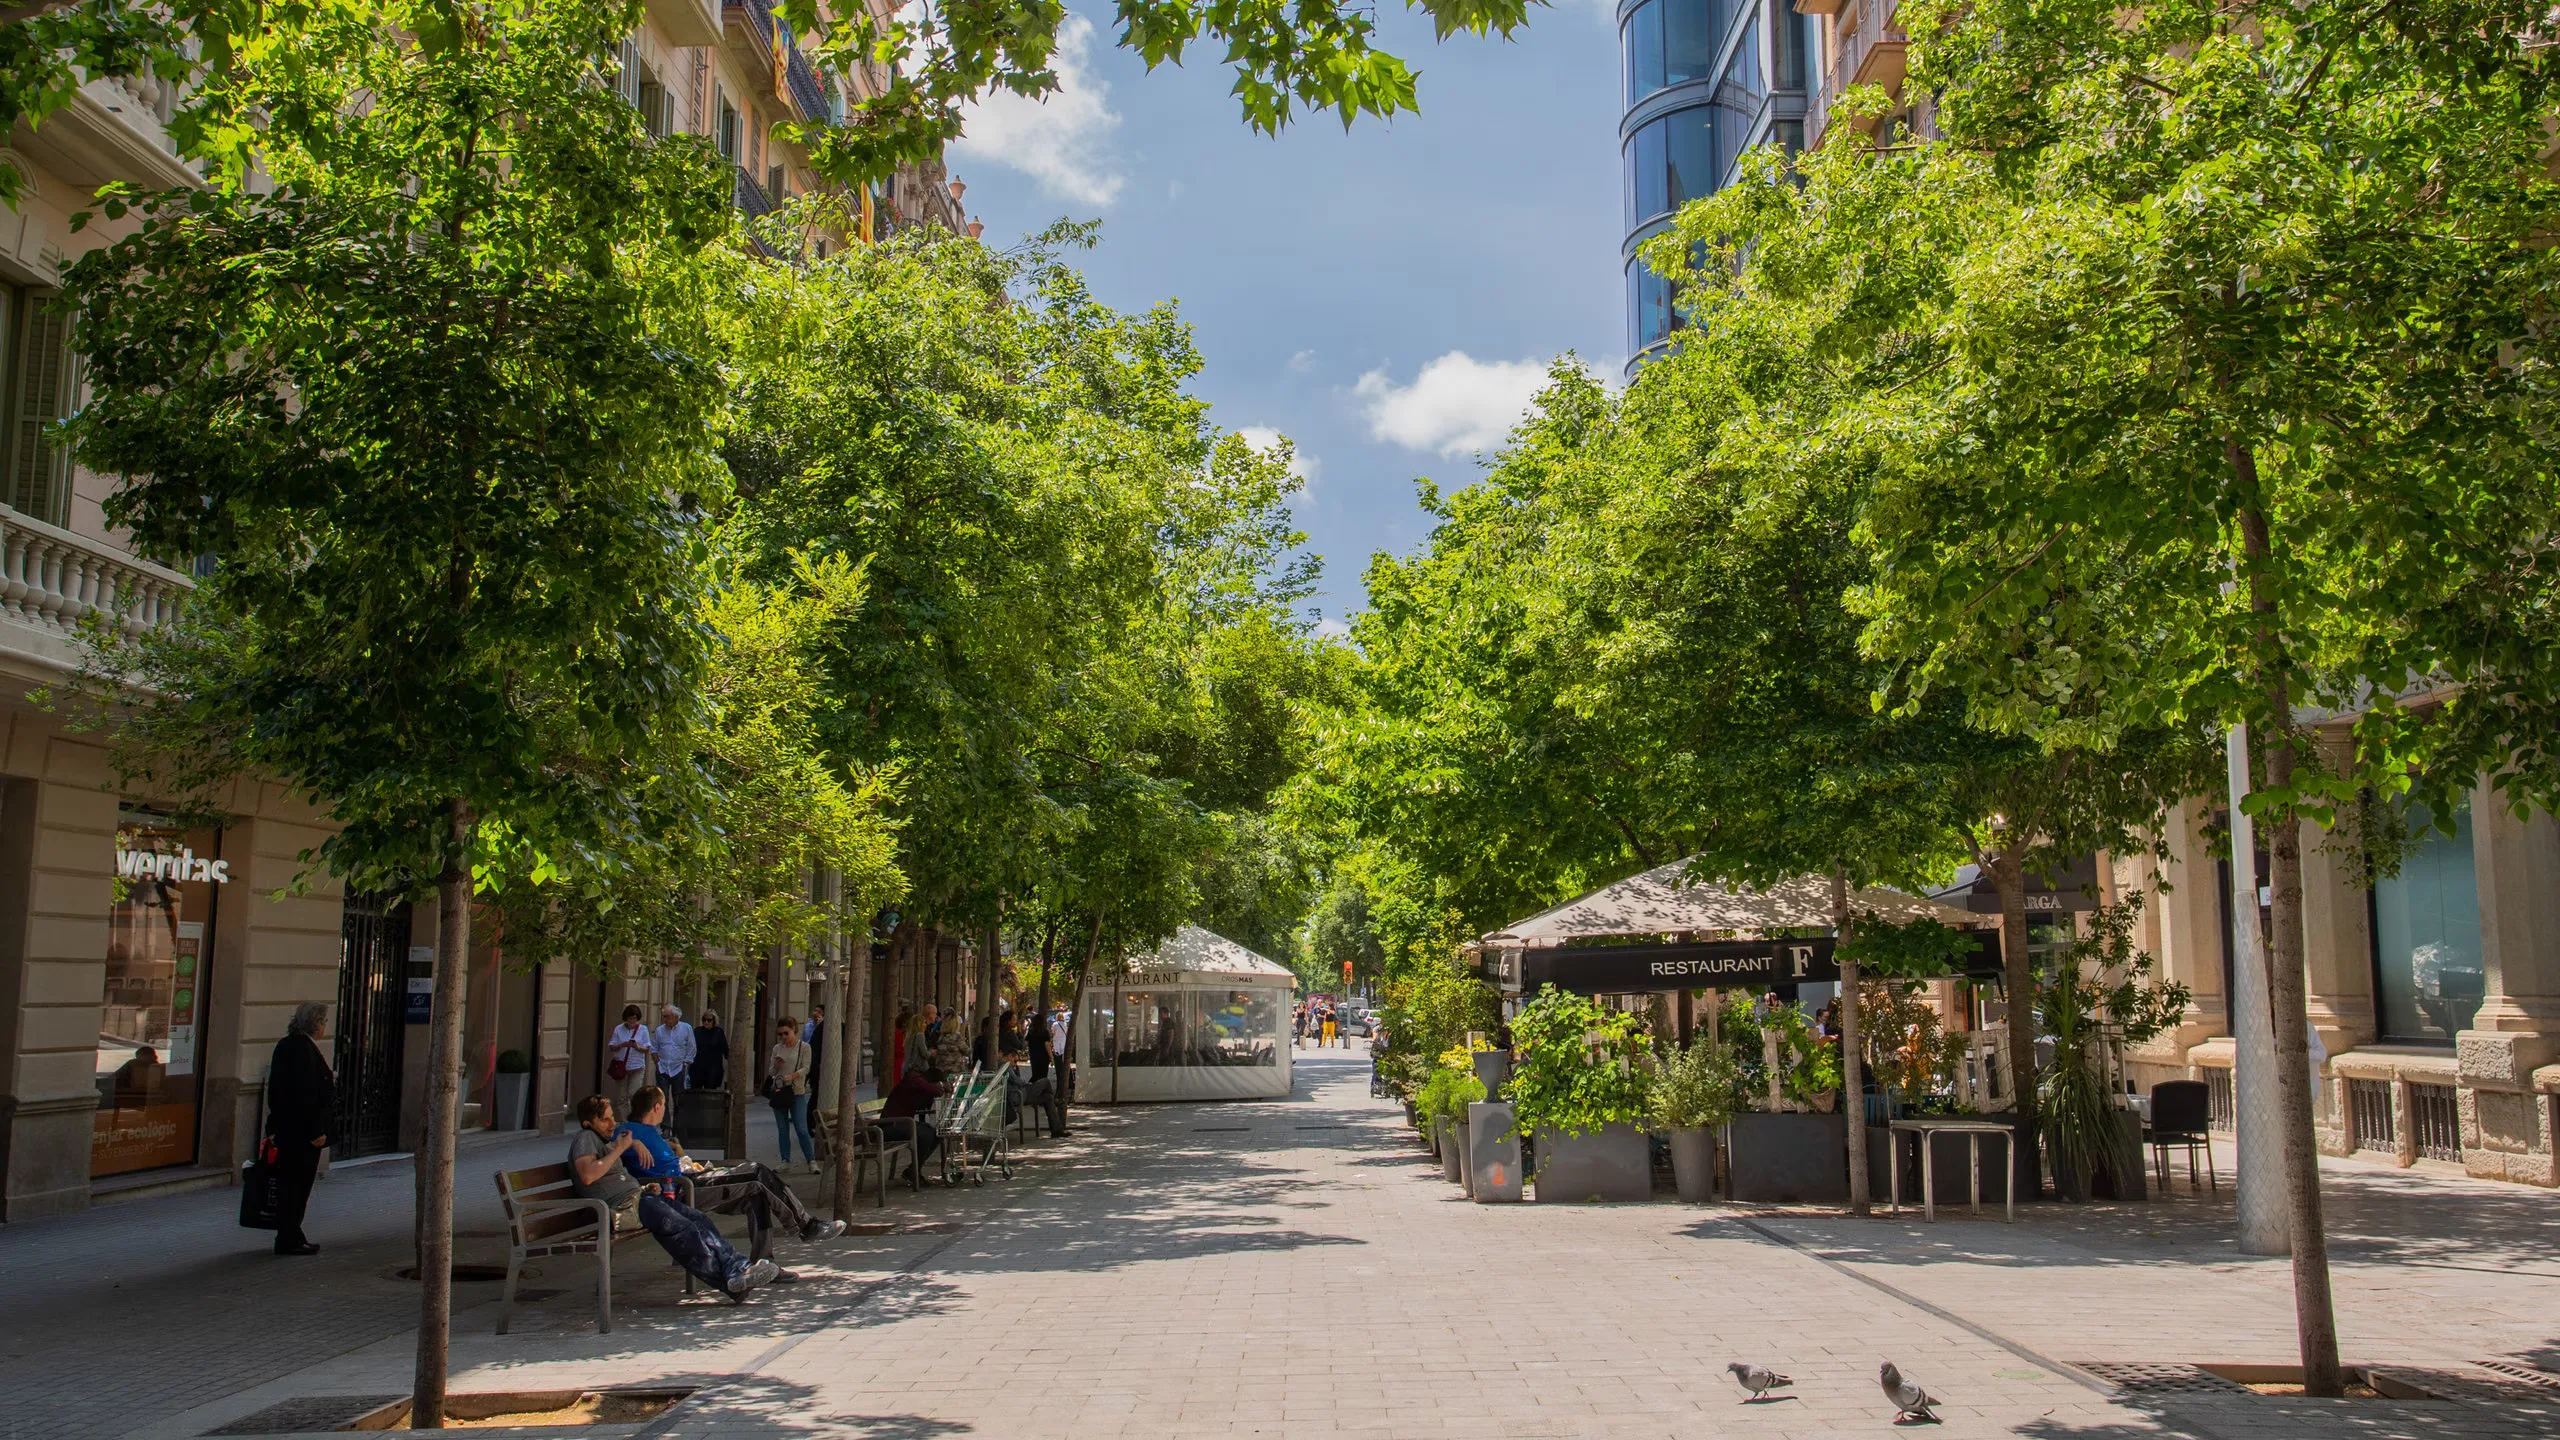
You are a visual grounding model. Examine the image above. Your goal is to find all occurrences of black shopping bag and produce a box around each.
[238,1137,282,1230]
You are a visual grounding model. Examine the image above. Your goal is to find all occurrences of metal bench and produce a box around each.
[493,1161,697,1335]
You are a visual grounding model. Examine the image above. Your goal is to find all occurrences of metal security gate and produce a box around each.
[331,895,411,1157]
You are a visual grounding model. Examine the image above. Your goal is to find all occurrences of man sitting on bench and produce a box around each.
[568,1093,774,1301]
[880,1065,951,1180]
[616,1086,846,1272]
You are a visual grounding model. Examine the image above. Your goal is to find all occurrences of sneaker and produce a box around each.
[801,1219,846,1242]
[724,1258,778,1298]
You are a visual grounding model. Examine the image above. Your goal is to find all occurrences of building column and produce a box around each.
[536,960,571,1135]
[2128,799,2227,1086]
[2461,780,2560,1185]
[0,768,109,1219]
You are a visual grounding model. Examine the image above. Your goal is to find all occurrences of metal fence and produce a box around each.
[2347,1078,2395,1153]
[2411,1083,2461,1162]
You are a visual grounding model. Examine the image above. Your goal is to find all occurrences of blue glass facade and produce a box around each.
[1620,0,1818,363]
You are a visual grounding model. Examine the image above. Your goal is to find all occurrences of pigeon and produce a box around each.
[1727,1362,1794,1401]
[1879,1361,1940,1423]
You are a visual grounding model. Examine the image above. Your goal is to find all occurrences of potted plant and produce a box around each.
[2037,899,2190,1202]
[1722,996,1853,1203]
[1651,1034,1738,1202]
[491,1049,532,1131]
[1415,1051,1485,1185]
[1505,986,1653,1202]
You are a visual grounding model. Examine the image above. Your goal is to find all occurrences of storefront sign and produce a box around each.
[405,976,435,1024]
[114,845,230,884]
[1517,931,2002,995]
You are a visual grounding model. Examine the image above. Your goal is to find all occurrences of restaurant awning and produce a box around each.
[1480,858,1999,996]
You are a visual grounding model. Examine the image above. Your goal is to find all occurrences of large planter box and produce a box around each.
[1467,1102,1523,1202]
[1531,1122,1651,1203]
[490,1072,531,1130]
[1726,1112,1850,1204]
[674,1089,730,1152]
[2092,1111,2147,1202]
[1472,1050,1514,1095]
[1442,1118,1469,1186]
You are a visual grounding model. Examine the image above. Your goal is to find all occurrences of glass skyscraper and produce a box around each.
[1619,0,1826,368]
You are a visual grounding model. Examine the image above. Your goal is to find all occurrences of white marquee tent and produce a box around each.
[1077,925,1298,1102]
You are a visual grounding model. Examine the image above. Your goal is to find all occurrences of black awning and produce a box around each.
[1930,854,2102,916]
[1512,930,2003,996]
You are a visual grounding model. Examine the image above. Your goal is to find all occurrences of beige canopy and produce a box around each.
[1484,857,1989,947]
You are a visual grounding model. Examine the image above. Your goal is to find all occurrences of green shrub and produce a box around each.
[1414,1054,1486,1125]
[1650,1034,1739,1131]
[1503,985,1651,1137]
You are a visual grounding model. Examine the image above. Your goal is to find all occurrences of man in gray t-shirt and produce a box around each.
[566,1094,770,1299]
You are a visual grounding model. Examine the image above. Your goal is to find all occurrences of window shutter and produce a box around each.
[7,297,74,523]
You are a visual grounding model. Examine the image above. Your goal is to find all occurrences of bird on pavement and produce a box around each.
[1879,1361,1940,1423]
[1727,1362,1794,1400]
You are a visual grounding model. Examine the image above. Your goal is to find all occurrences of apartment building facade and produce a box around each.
[0,2,966,1221]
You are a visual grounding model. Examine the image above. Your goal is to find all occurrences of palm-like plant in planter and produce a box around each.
[2036,898,2191,1200]
[1651,1035,1740,1201]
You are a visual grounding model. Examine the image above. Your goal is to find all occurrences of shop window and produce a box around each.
[0,283,78,526]
[94,808,226,1177]
[2371,801,2482,1044]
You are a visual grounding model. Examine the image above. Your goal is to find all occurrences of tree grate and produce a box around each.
[2076,1363,2254,1395]
[204,1394,404,1434]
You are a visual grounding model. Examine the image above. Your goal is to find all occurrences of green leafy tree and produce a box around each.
[56,0,730,1421]
[1782,0,2560,1392]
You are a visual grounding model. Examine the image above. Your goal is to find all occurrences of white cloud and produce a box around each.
[1314,616,1351,639]
[1236,425,1320,485]
[951,15,1124,207]
[1352,351,1558,458]
[1288,349,1317,374]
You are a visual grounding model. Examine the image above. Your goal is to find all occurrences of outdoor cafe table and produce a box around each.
[1885,1118,2016,1222]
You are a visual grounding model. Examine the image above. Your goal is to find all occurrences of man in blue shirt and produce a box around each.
[568,1093,772,1301]
[619,1087,843,1270]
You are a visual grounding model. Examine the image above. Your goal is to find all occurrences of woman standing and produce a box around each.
[766,1017,814,1172]
[692,1009,729,1093]
[887,1003,913,1088]
[605,1004,654,1111]
[265,1002,336,1256]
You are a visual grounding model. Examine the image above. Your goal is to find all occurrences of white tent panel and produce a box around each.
[1075,925,1297,1103]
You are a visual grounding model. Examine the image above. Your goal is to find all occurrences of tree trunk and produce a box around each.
[1830,868,1868,1215]
[721,973,747,1157]
[831,875,862,1220]
[1987,844,2041,1200]
[1036,918,1057,1014]
[412,797,475,1429]
[2235,484,2342,1397]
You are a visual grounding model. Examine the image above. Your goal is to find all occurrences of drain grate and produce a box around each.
[2478,1360,2560,1390]
[2077,1363,2254,1396]
[205,1393,403,1434]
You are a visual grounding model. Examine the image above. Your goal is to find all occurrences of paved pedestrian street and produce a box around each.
[4,1051,2555,1439]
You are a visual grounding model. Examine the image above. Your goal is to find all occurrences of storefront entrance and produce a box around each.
[331,895,411,1157]
[92,810,224,1178]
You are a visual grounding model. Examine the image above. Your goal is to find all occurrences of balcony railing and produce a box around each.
[784,44,829,123]
[734,165,775,220]
[0,505,191,656]
[724,0,774,48]
[1806,0,1908,146]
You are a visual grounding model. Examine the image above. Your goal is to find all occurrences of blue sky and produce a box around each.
[947,5,1626,629]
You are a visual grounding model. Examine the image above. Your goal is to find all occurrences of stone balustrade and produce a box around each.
[0,506,191,656]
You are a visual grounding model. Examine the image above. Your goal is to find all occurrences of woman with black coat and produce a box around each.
[692,1010,729,1092]
[265,1002,336,1255]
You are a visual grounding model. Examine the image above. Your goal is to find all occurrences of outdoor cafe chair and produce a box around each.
[2145,1080,2216,1192]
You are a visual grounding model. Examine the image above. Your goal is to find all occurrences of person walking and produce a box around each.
[265,1002,336,1256]
[802,1004,826,1105]
[605,1004,654,1111]
[652,1004,696,1126]
[1322,1001,1339,1049]
[692,1009,728,1094]
[766,1017,815,1172]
